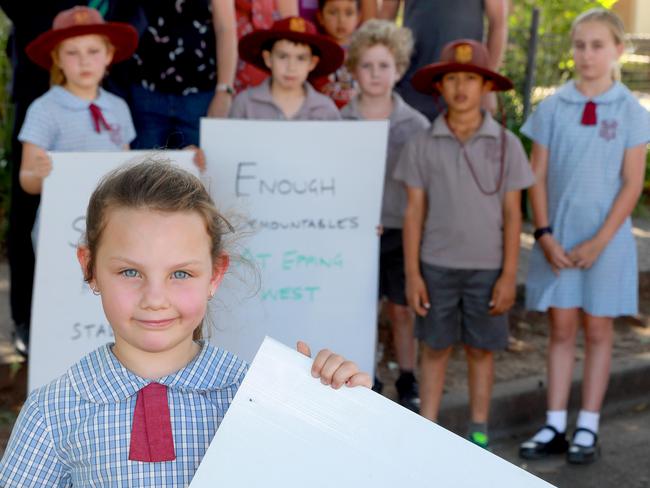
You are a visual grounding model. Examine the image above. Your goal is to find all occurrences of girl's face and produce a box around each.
[263,40,319,91]
[56,34,113,97]
[353,44,400,98]
[318,0,359,45]
[572,21,623,82]
[79,207,227,358]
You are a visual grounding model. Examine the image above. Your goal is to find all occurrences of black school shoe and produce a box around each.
[567,428,600,465]
[12,322,30,358]
[519,425,569,460]
[395,371,420,413]
[372,375,384,394]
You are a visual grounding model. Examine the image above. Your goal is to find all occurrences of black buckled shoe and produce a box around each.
[567,428,600,464]
[519,425,569,460]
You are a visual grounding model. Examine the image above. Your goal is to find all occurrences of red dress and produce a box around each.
[235,0,278,93]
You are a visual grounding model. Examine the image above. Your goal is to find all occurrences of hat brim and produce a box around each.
[411,62,513,94]
[238,30,344,79]
[26,23,139,70]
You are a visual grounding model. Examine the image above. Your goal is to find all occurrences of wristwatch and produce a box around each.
[215,83,235,96]
[533,226,553,241]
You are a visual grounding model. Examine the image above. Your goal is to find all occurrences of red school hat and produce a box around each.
[411,39,513,94]
[26,6,138,70]
[238,16,344,79]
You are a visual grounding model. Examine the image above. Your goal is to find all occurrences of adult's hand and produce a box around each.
[207,91,232,118]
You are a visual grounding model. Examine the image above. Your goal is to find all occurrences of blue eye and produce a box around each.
[172,270,190,279]
[121,269,139,278]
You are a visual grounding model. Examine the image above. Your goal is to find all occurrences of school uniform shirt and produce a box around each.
[229,78,341,120]
[0,342,248,487]
[394,112,534,270]
[341,93,430,228]
[522,81,650,316]
[19,85,136,150]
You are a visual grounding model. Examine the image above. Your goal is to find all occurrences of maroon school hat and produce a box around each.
[411,39,513,94]
[26,6,138,70]
[238,16,344,79]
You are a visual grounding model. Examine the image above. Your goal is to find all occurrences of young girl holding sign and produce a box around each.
[11,6,137,355]
[519,9,649,464]
[0,160,371,486]
[19,6,138,196]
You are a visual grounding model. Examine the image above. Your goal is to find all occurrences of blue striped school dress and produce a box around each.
[522,81,650,317]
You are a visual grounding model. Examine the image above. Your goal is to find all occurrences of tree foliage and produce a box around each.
[503,0,617,128]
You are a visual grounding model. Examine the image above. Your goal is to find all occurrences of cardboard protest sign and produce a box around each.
[190,337,555,487]
[28,151,197,391]
[201,119,388,375]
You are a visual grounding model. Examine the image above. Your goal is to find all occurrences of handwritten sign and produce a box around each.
[28,151,197,391]
[190,337,555,487]
[201,119,388,375]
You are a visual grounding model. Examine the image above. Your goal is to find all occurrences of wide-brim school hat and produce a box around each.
[26,6,138,70]
[238,16,344,79]
[411,39,513,94]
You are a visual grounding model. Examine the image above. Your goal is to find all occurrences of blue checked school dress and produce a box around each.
[0,342,248,487]
[522,81,650,317]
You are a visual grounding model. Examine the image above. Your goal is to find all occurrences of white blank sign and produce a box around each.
[190,337,554,487]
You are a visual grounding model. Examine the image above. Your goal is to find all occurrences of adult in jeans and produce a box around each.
[130,0,237,149]
[380,0,508,121]
[0,1,141,356]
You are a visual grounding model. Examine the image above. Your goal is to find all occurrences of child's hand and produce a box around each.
[32,148,53,180]
[538,234,573,275]
[296,341,372,389]
[406,273,430,317]
[567,238,605,269]
[376,224,384,236]
[184,145,206,172]
[489,273,516,316]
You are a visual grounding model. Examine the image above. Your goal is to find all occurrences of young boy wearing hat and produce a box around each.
[18,6,138,196]
[229,16,343,120]
[394,39,534,448]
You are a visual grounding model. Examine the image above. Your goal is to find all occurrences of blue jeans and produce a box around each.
[130,84,214,149]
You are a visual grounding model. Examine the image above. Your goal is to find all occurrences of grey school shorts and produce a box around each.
[416,262,509,351]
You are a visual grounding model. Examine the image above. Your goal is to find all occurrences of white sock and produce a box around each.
[574,410,599,446]
[531,410,567,443]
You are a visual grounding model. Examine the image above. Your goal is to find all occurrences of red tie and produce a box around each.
[128,383,176,462]
[89,103,112,133]
[581,101,597,125]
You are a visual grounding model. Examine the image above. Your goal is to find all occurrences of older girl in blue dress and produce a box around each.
[0,160,371,486]
[519,9,650,464]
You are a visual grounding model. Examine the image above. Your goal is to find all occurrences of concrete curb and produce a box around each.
[437,352,650,440]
